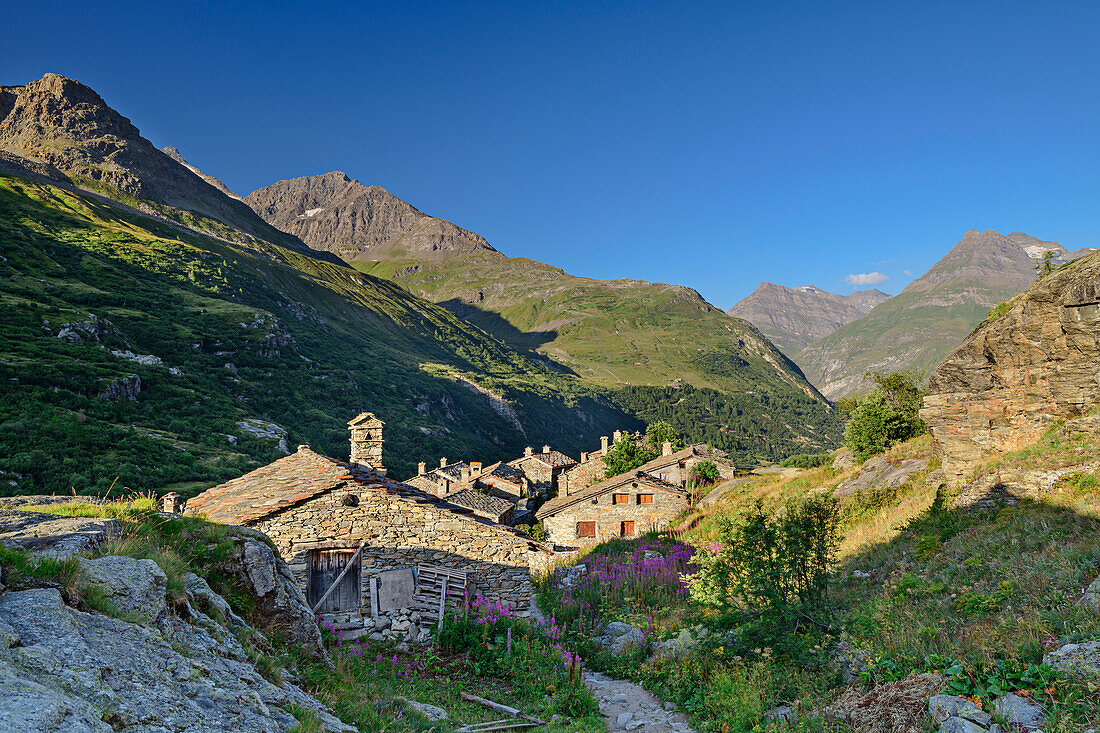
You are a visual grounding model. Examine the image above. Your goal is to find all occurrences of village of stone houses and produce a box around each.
[3,35,1100,733]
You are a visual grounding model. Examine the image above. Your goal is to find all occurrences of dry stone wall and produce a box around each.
[921,250,1100,482]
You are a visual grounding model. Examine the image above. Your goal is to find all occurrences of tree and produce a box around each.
[646,420,683,451]
[690,459,720,485]
[1034,250,1056,281]
[843,370,927,461]
[602,435,658,478]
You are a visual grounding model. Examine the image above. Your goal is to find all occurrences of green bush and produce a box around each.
[843,370,927,461]
[779,453,831,469]
[685,496,842,636]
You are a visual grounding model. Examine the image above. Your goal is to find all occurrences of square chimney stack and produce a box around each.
[348,412,386,476]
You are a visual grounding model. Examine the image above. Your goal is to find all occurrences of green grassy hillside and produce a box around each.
[0,174,641,495]
[360,251,821,399]
[0,175,842,497]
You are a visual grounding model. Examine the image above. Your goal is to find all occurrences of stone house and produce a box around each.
[185,413,547,640]
[534,470,689,548]
[508,445,577,495]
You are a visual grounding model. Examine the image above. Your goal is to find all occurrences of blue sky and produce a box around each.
[5,1,1099,309]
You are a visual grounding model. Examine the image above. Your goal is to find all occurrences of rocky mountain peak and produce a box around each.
[246,172,496,261]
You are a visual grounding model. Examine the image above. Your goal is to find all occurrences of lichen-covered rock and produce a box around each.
[834,456,929,498]
[0,509,119,560]
[1080,574,1100,612]
[928,695,992,727]
[1043,640,1100,677]
[992,692,1046,730]
[75,555,167,624]
[237,536,326,658]
[182,571,246,627]
[0,588,352,733]
[921,249,1100,483]
[97,374,141,402]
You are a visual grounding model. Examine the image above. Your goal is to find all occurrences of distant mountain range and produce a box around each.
[0,73,842,496]
[793,230,1096,399]
[727,283,890,354]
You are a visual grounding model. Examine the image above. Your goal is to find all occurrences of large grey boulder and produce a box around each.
[239,537,326,658]
[182,572,246,627]
[835,456,929,498]
[601,621,646,654]
[940,718,987,733]
[928,695,992,727]
[992,692,1046,730]
[74,555,166,624]
[1043,640,1100,677]
[0,588,353,733]
[0,509,119,560]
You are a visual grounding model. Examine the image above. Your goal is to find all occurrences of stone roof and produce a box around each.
[446,489,515,520]
[509,450,577,469]
[185,447,529,534]
[535,470,688,519]
[629,444,707,476]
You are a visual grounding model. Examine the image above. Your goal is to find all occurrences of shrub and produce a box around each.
[779,453,832,469]
[685,496,842,632]
[844,370,927,461]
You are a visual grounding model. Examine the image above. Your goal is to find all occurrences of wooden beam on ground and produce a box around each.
[459,692,546,725]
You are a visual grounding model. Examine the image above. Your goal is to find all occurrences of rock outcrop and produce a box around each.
[921,249,1100,482]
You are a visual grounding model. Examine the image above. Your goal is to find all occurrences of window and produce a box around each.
[612,493,629,504]
[308,549,360,613]
[621,521,635,537]
[577,521,596,538]
[637,494,654,504]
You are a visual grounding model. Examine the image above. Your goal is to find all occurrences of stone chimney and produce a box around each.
[524,446,533,457]
[542,444,550,454]
[460,465,471,482]
[417,462,426,476]
[347,412,386,476]
[470,461,483,475]
[613,430,622,443]
[161,492,182,514]
[440,457,448,468]
[662,441,673,456]
[581,452,589,463]
[600,436,609,453]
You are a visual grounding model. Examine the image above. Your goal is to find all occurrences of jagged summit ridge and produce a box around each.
[246,171,496,262]
[727,282,890,354]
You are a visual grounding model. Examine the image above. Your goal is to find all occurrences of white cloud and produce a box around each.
[845,272,889,286]
[903,269,912,276]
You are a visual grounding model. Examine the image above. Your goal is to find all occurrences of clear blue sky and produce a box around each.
[5,1,1099,309]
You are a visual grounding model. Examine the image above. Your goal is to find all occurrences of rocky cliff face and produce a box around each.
[921,249,1100,482]
[246,171,496,262]
[0,73,301,248]
[796,230,1093,399]
[727,283,889,353]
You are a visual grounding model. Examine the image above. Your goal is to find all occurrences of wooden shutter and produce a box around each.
[638,494,654,504]
[621,521,635,537]
[308,549,360,612]
[613,493,629,504]
[577,521,596,538]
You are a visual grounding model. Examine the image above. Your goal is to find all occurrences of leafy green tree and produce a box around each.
[843,370,926,461]
[690,459,720,485]
[646,420,683,451]
[602,435,658,478]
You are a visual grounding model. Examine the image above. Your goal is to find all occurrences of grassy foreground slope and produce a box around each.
[0,173,640,494]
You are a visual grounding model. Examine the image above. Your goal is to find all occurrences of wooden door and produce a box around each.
[308,549,360,612]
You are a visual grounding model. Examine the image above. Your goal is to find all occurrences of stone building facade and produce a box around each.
[185,413,547,640]
[508,445,577,494]
[535,470,688,548]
